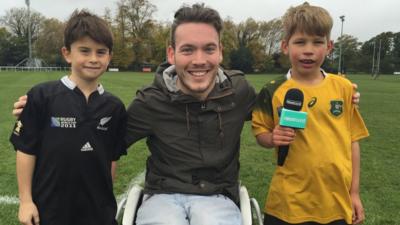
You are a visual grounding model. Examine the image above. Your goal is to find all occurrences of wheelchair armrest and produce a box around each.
[240,185,252,225]
[240,185,264,225]
[122,185,144,225]
[116,196,127,221]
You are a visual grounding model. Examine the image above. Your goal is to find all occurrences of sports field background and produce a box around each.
[0,72,399,224]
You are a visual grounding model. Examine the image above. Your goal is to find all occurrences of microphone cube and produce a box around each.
[279,108,308,129]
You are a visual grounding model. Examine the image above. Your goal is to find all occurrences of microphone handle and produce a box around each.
[278,145,289,166]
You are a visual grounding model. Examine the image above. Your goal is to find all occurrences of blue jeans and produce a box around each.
[136,193,242,225]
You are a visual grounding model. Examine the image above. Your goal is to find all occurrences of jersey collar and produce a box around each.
[285,69,328,80]
[61,75,105,95]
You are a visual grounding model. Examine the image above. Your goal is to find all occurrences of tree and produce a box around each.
[103,7,113,27]
[115,0,157,68]
[0,7,45,41]
[111,1,133,69]
[360,38,378,74]
[236,18,260,48]
[256,18,283,72]
[1,7,46,65]
[0,27,13,65]
[230,18,261,72]
[34,18,64,66]
[259,19,282,56]
[272,52,290,72]
[391,32,400,71]
[111,31,134,69]
[392,32,400,58]
[230,46,254,73]
[369,32,395,74]
[0,28,28,65]
[247,40,266,72]
[334,34,362,73]
[228,18,284,72]
[221,18,238,67]
[146,22,170,65]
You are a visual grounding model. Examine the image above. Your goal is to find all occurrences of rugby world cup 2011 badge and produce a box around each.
[50,117,77,128]
[330,100,343,116]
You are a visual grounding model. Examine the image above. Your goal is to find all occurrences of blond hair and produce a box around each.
[282,2,333,41]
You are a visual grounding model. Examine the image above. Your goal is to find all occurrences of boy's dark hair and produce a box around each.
[170,3,223,48]
[282,2,333,41]
[64,9,113,52]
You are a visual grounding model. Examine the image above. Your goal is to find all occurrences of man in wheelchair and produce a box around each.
[117,182,262,225]
[123,3,257,225]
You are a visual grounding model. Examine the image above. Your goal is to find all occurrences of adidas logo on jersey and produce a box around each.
[80,142,94,151]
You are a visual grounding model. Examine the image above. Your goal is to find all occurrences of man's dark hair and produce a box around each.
[64,9,113,52]
[170,3,223,48]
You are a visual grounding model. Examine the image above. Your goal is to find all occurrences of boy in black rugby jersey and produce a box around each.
[10,10,126,225]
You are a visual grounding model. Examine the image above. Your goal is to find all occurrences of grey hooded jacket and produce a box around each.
[125,62,256,203]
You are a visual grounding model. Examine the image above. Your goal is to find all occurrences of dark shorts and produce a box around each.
[264,214,349,225]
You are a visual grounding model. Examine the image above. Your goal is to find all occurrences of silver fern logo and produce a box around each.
[97,117,112,131]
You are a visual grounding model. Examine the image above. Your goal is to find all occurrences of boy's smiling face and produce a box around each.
[62,36,112,82]
[282,31,332,79]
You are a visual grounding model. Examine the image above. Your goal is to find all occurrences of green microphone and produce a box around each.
[278,88,307,166]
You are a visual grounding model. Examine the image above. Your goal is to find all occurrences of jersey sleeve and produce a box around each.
[341,78,369,142]
[9,88,45,155]
[244,80,257,121]
[111,103,128,161]
[252,86,275,136]
[350,106,369,141]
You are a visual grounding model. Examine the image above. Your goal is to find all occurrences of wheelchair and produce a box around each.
[116,184,263,225]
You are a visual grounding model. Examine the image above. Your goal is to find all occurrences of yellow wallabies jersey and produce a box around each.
[252,71,369,224]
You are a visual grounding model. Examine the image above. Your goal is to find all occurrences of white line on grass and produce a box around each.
[0,171,146,206]
[0,196,19,204]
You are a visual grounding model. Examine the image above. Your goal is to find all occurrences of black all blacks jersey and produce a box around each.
[10,76,127,225]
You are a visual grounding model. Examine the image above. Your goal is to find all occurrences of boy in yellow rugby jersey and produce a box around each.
[252,2,369,225]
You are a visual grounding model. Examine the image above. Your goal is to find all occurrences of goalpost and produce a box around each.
[372,39,382,80]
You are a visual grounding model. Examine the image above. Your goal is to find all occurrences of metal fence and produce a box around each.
[0,66,70,72]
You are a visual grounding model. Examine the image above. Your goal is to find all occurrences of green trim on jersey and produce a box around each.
[254,75,287,118]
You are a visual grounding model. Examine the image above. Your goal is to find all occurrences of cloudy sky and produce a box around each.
[1,0,399,42]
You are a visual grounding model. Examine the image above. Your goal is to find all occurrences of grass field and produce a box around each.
[0,71,399,225]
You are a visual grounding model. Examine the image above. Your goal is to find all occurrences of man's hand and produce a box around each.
[18,201,40,225]
[352,83,360,105]
[271,125,296,147]
[12,95,27,118]
[351,192,365,225]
